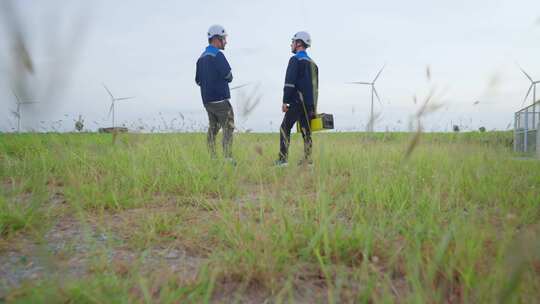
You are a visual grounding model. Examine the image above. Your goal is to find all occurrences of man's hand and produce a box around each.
[282,103,289,113]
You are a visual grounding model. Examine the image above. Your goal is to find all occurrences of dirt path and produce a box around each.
[0,209,206,299]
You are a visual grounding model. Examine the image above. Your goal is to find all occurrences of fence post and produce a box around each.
[537,119,540,158]
[514,112,518,152]
[533,102,537,129]
[524,108,529,153]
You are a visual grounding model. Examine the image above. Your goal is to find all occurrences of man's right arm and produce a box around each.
[216,53,233,83]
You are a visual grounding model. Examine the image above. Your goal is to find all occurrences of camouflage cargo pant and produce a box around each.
[204,100,235,158]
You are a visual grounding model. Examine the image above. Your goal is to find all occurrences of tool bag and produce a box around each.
[296,92,334,133]
[296,113,334,132]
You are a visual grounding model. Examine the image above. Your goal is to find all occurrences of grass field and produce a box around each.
[1,131,539,303]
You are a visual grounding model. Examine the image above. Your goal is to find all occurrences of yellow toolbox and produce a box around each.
[296,113,334,133]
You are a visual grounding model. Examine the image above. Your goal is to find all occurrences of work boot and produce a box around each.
[274,159,289,167]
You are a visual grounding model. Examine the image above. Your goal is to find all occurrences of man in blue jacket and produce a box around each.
[195,25,235,161]
[275,31,319,167]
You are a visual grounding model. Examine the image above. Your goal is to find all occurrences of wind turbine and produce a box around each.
[102,84,135,128]
[347,64,386,132]
[518,65,539,106]
[11,90,37,133]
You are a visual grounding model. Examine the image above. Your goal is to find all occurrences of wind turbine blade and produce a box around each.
[373,87,382,105]
[115,97,135,101]
[11,110,20,118]
[347,81,372,85]
[518,65,534,82]
[102,84,115,100]
[372,64,386,83]
[523,84,533,105]
[231,83,251,90]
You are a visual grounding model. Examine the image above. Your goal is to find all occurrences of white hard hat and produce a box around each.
[208,25,227,39]
[292,31,311,46]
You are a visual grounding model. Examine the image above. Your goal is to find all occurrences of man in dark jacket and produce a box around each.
[275,31,319,167]
[195,25,235,162]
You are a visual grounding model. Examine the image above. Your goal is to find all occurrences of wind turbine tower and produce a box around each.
[347,65,386,132]
[11,90,37,133]
[102,84,135,129]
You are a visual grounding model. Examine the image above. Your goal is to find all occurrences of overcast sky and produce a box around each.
[1,0,539,132]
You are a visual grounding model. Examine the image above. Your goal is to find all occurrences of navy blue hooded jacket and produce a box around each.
[195,45,233,103]
[283,50,319,111]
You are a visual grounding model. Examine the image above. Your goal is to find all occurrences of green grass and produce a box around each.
[1,131,539,303]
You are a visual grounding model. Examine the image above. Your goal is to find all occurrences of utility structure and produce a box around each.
[347,64,386,132]
[514,100,540,154]
[102,84,135,129]
[515,65,540,154]
[11,90,36,133]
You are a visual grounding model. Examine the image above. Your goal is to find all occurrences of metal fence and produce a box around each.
[514,101,540,153]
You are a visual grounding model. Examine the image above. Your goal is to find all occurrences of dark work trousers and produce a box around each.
[204,100,235,158]
[279,103,312,161]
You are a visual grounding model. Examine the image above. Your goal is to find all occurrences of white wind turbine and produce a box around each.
[347,64,386,132]
[11,89,37,133]
[102,84,135,128]
[518,65,539,106]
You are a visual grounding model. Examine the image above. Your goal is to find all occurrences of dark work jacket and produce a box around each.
[195,45,233,103]
[283,50,319,111]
